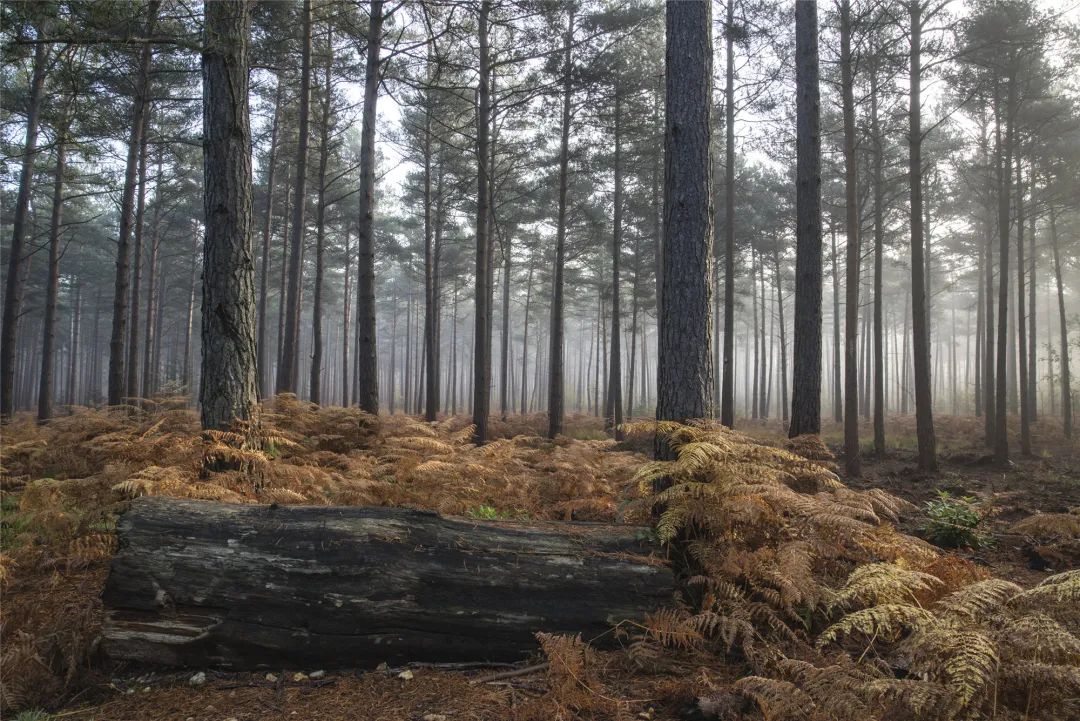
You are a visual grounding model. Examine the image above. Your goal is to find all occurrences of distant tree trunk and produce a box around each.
[840,0,860,475]
[656,0,714,461]
[606,85,624,440]
[546,7,573,439]
[1049,205,1071,438]
[751,250,759,419]
[127,110,152,401]
[355,0,384,413]
[626,233,642,420]
[182,233,198,395]
[200,0,258,430]
[275,166,292,388]
[38,125,69,422]
[720,0,736,427]
[257,76,283,400]
[1027,164,1037,421]
[67,280,81,406]
[830,223,841,424]
[870,51,885,455]
[1015,155,1030,455]
[277,0,312,396]
[1,40,47,421]
[141,145,164,400]
[423,97,439,421]
[993,75,1015,464]
[108,1,159,407]
[310,31,333,406]
[341,226,351,406]
[520,262,533,415]
[773,249,788,424]
[788,0,823,439]
[908,0,937,471]
[499,232,512,421]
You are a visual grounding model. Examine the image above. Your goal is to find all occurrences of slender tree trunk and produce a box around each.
[656,0,714,461]
[606,86,625,440]
[277,0,312,395]
[520,263,533,415]
[993,76,1015,463]
[499,231,512,420]
[276,164,292,388]
[547,7,574,439]
[310,31,334,406]
[1049,205,1071,437]
[108,2,159,407]
[200,0,258,430]
[423,83,439,421]
[182,233,198,396]
[1027,163,1037,421]
[257,76,283,400]
[1,40,47,420]
[720,0,736,427]
[1015,154,1030,454]
[840,0,860,474]
[38,128,68,422]
[141,145,164,400]
[773,249,788,423]
[354,1,384,413]
[67,280,81,406]
[788,0,823,438]
[871,54,885,454]
[127,109,152,401]
[975,240,984,417]
[341,226,351,406]
[908,0,937,471]
[751,250,759,419]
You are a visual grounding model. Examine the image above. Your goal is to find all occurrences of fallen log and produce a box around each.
[102,497,674,669]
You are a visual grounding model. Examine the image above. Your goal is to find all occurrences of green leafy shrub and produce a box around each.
[922,491,991,549]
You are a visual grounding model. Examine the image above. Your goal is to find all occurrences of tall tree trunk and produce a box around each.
[870,51,885,455]
[200,0,258,430]
[355,0,384,413]
[499,232,512,421]
[67,280,81,406]
[751,250,759,419]
[423,84,439,421]
[774,250,788,423]
[182,234,198,396]
[1027,164,1037,421]
[141,144,164,400]
[546,7,573,439]
[656,0,714,461]
[520,263,533,415]
[1015,154,1030,455]
[341,226,351,406]
[277,0,313,396]
[310,31,334,405]
[257,76,283,399]
[1049,205,1071,438]
[108,2,159,407]
[720,0,736,427]
[38,126,68,422]
[840,0,860,475]
[1,40,47,420]
[993,75,1015,463]
[788,0,823,438]
[275,164,292,389]
[127,109,152,401]
[908,0,937,471]
[606,86,625,440]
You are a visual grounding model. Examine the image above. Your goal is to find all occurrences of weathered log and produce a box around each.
[102,497,674,669]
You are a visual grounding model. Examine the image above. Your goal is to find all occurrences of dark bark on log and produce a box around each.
[102,498,674,669]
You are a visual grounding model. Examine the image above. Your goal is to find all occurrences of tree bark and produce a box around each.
[141,144,164,400]
[37,124,68,422]
[908,0,937,471]
[257,76,283,400]
[993,74,1015,464]
[1015,154,1030,455]
[656,0,714,461]
[788,0,823,438]
[355,0,384,413]
[127,108,152,401]
[1,40,47,420]
[1049,204,1071,438]
[199,0,258,431]
[606,85,624,440]
[870,48,885,455]
[546,7,573,439]
[102,498,674,669]
[310,30,334,406]
[108,2,158,407]
[840,0,860,475]
[720,0,736,428]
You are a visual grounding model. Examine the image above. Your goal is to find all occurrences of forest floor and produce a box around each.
[1,400,1078,721]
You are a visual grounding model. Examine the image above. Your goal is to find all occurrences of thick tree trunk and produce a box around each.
[257,77,283,400]
[546,7,573,439]
[355,0,384,413]
[277,0,313,396]
[1,40,47,421]
[788,0,822,438]
[720,0,736,428]
[199,0,258,431]
[38,130,68,422]
[656,0,714,461]
[908,0,937,471]
[840,0,860,476]
[108,2,159,407]
[102,498,674,668]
